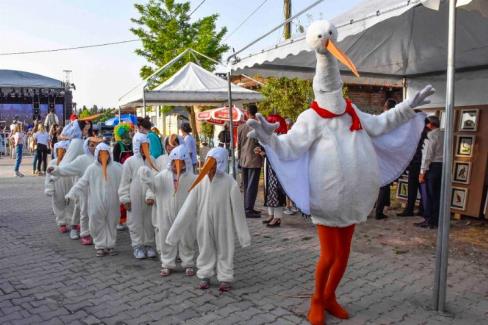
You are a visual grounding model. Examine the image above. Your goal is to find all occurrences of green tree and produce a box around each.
[258,77,314,121]
[130,0,229,142]
[79,106,91,119]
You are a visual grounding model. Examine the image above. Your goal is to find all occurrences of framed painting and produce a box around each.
[458,109,479,132]
[451,187,468,211]
[455,135,475,157]
[452,161,471,184]
[396,179,408,200]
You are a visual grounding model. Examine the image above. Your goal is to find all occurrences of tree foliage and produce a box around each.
[257,77,314,121]
[79,106,91,119]
[130,0,229,83]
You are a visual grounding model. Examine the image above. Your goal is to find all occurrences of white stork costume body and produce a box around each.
[166,148,250,289]
[45,140,75,230]
[118,132,159,259]
[139,144,196,274]
[49,138,102,244]
[66,143,122,254]
[247,21,434,325]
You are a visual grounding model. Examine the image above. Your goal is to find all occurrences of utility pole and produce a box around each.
[284,0,292,40]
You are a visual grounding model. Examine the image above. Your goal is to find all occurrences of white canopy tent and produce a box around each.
[119,62,262,108]
[228,0,487,313]
[231,0,488,107]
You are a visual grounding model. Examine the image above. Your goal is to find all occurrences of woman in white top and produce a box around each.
[11,123,25,177]
[34,124,50,175]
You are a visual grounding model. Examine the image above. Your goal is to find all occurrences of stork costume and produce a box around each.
[166,147,251,291]
[49,137,103,245]
[247,21,434,325]
[66,143,122,256]
[44,140,75,232]
[118,132,159,259]
[139,144,196,276]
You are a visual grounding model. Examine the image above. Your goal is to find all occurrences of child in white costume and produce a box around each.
[47,137,103,245]
[166,147,251,291]
[45,140,75,232]
[118,132,159,259]
[139,144,196,277]
[66,143,122,256]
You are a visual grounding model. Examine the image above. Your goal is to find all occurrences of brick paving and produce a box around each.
[0,157,487,324]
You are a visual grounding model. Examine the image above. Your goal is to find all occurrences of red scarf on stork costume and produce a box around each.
[310,99,362,132]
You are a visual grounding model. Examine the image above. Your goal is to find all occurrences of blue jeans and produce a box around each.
[15,144,23,172]
[32,148,39,171]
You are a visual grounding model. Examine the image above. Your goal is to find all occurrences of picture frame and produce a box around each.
[452,161,471,184]
[439,110,446,130]
[451,187,468,211]
[396,179,409,200]
[458,109,479,131]
[455,135,475,157]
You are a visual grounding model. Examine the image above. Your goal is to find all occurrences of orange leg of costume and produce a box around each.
[307,224,355,325]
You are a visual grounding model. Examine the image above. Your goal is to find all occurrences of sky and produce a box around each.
[0,0,363,108]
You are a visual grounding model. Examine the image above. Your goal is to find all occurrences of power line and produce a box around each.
[224,0,269,42]
[189,0,207,17]
[0,39,140,56]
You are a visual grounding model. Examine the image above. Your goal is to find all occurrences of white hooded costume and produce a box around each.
[49,138,98,237]
[248,20,433,227]
[118,132,158,249]
[166,147,251,282]
[139,144,196,269]
[45,140,75,226]
[66,143,122,250]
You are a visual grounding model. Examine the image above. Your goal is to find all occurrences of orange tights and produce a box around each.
[307,224,355,325]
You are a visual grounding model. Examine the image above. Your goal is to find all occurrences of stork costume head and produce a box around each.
[168,144,192,192]
[54,140,70,165]
[189,147,227,191]
[84,137,103,156]
[94,142,112,180]
[132,132,158,171]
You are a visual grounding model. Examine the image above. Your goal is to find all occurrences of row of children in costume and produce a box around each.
[45,121,250,290]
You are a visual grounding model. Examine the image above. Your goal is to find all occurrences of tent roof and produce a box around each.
[231,0,488,79]
[119,62,263,108]
[0,69,64,89]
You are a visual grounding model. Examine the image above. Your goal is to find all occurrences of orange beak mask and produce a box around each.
[188,157,216,192]
[98,151,110,180]
[173,159,184,193]
[56,148,66,165]
[325,39,360,78]
[140,142,159,172]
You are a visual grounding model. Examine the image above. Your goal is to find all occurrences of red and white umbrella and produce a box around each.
[197,105,246,126]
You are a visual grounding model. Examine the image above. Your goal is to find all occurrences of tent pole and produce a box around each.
[142,86,146,117]
[433,0,456,312]
[227,71,236,179]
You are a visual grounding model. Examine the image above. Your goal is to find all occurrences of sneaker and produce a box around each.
[15,171,24,177]
[116,223,127,231]
[283,208,295,215]
[199,278,210,290]
[69,228,80,240]
[185,267,195,277]
[59,225,69,233]
[146,246,157,258]
[160,268,171,277]
[80,235,93,245]
[219,282,232,292]
[133,246,146,259]
[96,249,105,257]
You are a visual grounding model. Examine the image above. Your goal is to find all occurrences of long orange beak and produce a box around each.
[326,40,360,78]
[56,148,65,165]
[99,151,110,180]
[141,142,159,172]
[173,159,184,192]
[188,157,216,192]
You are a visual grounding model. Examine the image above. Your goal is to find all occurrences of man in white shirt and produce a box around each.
[416,116,444,229]
[44,109,59,132]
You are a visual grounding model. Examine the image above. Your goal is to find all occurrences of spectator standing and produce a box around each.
[34,124,49,175]
[44,109,59,132]
[148,126,163,159]
[30,124,40,175]
[49,124,59,159]
[218,124,231,148]
[416,116,444,229]
[179,123,198,172]
[237,104,263,218]
[11,123,25,177]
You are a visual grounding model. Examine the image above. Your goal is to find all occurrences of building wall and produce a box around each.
[347,85,403,114]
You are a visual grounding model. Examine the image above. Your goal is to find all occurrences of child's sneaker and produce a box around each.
[133,246,146,259]
[145,246,157,258]
[160,268,171,277]
[69,226,80,240]
[185,267,195,277]
[59,225,69,233]
[199,278,210,290]
[219,282,232,292]
[80,235,93,245]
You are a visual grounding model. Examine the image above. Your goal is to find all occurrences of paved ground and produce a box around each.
[0,156,487,325]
